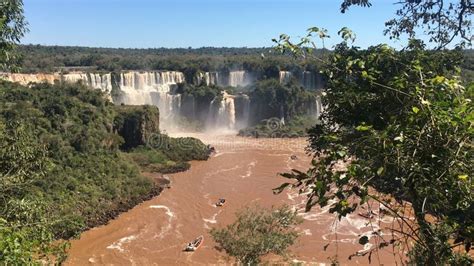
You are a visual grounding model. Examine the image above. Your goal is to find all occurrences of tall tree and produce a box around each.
[0,0,28,71]
[273,1,473,264]
[341,0,473,48]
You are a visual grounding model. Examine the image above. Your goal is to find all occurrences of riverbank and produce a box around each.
[86,172,172,230]
[65,134,403,265]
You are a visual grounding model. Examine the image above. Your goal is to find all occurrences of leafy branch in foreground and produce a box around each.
[340,0,473,48]
[0,0,28,71]
[274,28,473,264]
[210,205,302,265]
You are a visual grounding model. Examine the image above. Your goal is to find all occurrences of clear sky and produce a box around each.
[21,0,407,49]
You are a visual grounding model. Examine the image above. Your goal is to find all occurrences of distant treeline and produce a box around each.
[15,45,474,83]
[17,45,327,75]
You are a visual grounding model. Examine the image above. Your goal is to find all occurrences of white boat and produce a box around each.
[184,235,204,252]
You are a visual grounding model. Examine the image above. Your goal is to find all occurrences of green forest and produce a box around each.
[0,81,210,263]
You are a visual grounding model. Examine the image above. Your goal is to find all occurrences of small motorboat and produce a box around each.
[215,198,226,207]
[184,235,204,252]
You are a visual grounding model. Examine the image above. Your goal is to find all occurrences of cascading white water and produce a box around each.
[229,71,250,87]
[307,94,323,119]
[279,71,292,84]
[62,73,112,91]
[196,72,218,86]
[3,70,322,132]
[89,73,112,91]
[302,71,316,90]
[117,71,185,120]
[316,95,323,117]
[224,95,236,129]
[206,92,236,130]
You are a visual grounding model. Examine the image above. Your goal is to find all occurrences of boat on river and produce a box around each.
[215,198,226,207]
[184,235,204,252]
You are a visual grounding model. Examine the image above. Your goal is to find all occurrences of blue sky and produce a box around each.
[21,0,407,49]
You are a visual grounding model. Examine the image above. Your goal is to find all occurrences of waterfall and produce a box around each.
[302,71,316,90]
[235,94,250,129]
[206,91,236,130]
[316,95,323,118]
[116,71,185,120]
[89,73,112,91]
[304,71,324,90]
[229,71,251,87]
[307,94,323,119]
[279,71,292,84]
[62,73,112,91]
[196,72,218,86]
[225,95,236,129]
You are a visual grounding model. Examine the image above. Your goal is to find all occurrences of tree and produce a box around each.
[272,3,473,264]
[0,0,28,71]
[210,205,302,265]
[341,0,473,48]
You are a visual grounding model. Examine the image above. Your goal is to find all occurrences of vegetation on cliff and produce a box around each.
[113,105,161,150]
[0,81,209,263]
[247,79,318,125]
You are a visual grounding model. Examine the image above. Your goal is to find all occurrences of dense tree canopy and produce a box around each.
[341,0,473,48]
[210,205,302,264]
[0,0,27,71]
[273,1,473,264]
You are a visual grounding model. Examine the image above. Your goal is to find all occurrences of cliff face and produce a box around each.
[0,73,59,85]
[114,105,160,150]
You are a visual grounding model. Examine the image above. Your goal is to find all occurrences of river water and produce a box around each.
[66,134,401,265]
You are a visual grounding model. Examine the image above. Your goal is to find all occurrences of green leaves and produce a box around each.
[355,124,372,132]
[210,205,302,264]
[275,28,473,263]
[0,0,28,71]
[376,167,384,176]
[338,27,356,43]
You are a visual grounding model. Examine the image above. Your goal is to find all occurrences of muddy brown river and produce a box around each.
[66,134,402,265]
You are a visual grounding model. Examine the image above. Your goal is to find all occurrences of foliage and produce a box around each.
[340,0,473,48]
[113,105,160,150]
[0,121,67,264]
[247,79,319,125]
[210,205,302,265]
[17,45,322,76]
[127,134,210,174]
[274,28,473,264]
[0,80,209,263]
[0,0,28,71]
